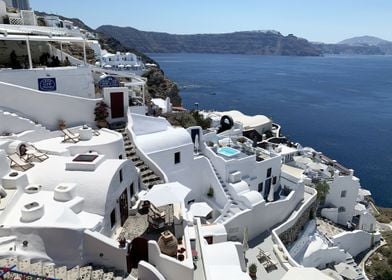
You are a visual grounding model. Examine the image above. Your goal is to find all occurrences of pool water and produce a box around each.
[217,146,240,157]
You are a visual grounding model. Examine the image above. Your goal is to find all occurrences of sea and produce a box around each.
[149,53,392,207]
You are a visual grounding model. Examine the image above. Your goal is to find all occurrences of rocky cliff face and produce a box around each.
[143,68,182,107]
[96,26,322,56]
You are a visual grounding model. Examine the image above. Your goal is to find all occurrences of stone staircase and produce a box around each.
[212,166,245,223]
[0,257,125,280]
[344,253,365,280]
[114,127,164,189]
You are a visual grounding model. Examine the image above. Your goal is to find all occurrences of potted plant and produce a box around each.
[94,101,109,128]
[249,263,257,278]
[207,187,214,198]
[117,236,126,248]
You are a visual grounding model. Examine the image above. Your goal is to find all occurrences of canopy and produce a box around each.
[103,64,112,68]
[189,202,213,217]
[141,182,191,207]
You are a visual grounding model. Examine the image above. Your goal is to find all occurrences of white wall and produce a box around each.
[0,109,50,135]
[302,246,346,268]
[103,87,129,124]
[224,185,305,241]
[321,208,339,223]
[0,81,100,130]
[0,67,95,98]
[325,172,360,225]
[83,230,128,272]
[138,261,166,280]
[331,230,381,257]
[148,241,193,280]
[359,211,376,232]
[100,160,138,236]
[271,186,317,268]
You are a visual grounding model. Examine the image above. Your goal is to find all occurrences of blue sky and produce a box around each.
[31,0,392,43]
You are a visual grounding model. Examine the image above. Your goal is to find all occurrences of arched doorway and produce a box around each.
[128,237,148,271]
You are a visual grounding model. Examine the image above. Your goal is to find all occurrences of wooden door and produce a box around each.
[119,188,128,226]
[110,92,124,119]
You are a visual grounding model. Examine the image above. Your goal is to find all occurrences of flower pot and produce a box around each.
[97,120,108,128]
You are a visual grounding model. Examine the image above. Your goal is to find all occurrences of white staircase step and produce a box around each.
[91,269,104,280]
[103,272,114,280]
[55,266,67,279]
[18,258,31,273]
[43,263,55,277]
[79,266,92,280]
[31,261,43,275]
[67,265,80,280]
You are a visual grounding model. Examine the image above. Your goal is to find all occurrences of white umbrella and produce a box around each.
[103,64,112,68]
[141,182,191,207]
[118,64,125,68]
[189,202,213,217]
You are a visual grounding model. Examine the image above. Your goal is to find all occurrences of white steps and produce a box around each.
[0,257,124,280]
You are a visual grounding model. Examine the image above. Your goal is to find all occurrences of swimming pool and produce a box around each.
[217,146,240,157]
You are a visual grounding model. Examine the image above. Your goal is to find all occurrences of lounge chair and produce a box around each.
[61,129,80,143]
[26,145,49,162]
[8,153,34,171]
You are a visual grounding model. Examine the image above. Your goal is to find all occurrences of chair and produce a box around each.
[26,144,49,162]
[61,129,80,143]
[8,153,34,171]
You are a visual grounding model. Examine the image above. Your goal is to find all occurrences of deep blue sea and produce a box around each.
[149,53,392,207]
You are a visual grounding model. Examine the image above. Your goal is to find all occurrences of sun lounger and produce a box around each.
[8,153,34,171]
[61,129,80,143]
[26,145,49,162]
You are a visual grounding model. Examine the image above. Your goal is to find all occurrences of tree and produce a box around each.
[315,181,330,205]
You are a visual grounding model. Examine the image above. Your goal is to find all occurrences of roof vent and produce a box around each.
[25,185,41,194]
[21,201,44,222]
[54,183,76,202]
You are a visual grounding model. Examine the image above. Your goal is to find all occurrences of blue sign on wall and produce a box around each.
[38,78,57,92]
[98,76,120,89]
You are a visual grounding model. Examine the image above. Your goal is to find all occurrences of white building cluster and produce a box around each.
[0,9,382,280]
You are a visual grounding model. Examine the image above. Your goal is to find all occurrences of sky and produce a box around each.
[30,0,392,43]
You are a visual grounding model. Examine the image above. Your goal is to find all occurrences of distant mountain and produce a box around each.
[338,36,390,46]
[313,43,386,55]
[96,25,322,56]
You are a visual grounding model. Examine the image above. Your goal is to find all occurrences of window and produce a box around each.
[258,182,263,193]
[338,207,345,213]
[264,178,272,200]
[174,152,181,164]
[272,176,277,185]
[110,209,116,228]
[119,155,123,159]
[267,168,272,178]
[341,190,346,198]
[119,169,123,183]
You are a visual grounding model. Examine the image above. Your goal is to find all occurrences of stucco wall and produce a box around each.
[0,81,100,130]
[83,230,128,272]
[148,241,193,280]
[0,67,95,98]
[325,173,360,225]
[331,230,381,257]
[224,186,305,241]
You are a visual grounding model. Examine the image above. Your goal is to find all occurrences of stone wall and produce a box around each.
[279,202,317,246]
